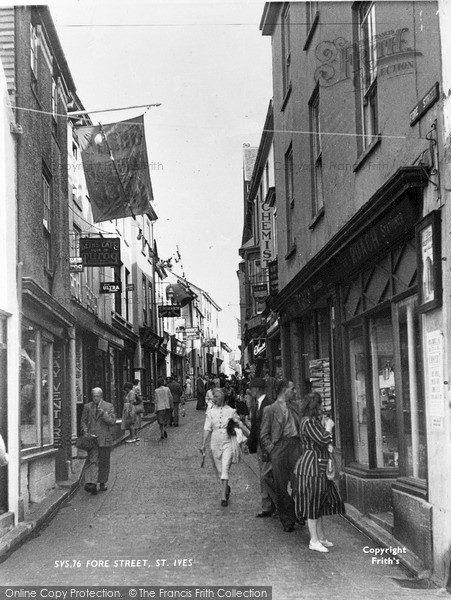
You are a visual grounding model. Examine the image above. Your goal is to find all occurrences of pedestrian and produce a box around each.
[132,378,145,431]
[294,392,345,553]
[184,376,192,399]
[205,380,216,411]
[121,382,139,443]
[167,375,183,427]
[246,378,277,518]
[263,368,278,403]
[260,379,303,532]
[80,387,116,495]
[196,374,206,410]
[200,387,248,507]
[154,377,173,439]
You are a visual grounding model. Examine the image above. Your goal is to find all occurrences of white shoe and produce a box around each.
[125,439,135,443]
[319,539,334,547]
[309,541,329,553]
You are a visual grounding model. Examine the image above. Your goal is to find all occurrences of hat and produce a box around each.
[249,378,265,390]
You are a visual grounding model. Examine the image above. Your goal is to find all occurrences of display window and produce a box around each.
[346,296,427,481]
[20,323,54,450]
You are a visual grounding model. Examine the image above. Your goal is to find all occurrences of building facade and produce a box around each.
[0,6,77,518]
[0,52,19,523]
[260,0,448,584]
[239,103,278,377]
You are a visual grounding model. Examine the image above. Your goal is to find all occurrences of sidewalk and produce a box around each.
[0,414,157,562]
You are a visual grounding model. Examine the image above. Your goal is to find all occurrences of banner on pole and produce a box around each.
[77,115,155,223]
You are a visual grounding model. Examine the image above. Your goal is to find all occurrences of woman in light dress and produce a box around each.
[200,387,248,507]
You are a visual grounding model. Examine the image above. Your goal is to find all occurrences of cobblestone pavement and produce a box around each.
[0,402,447,599]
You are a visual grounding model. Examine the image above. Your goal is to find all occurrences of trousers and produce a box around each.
[84,445,112,484]
[270,437,302,527]
[257,445,277,513]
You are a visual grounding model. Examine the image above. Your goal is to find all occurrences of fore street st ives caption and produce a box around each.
[54,559,194,569]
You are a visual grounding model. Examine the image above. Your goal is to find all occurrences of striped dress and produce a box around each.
[294,417,345,520]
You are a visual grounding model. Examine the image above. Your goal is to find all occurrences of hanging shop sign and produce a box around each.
[69,257,83,272]
[184,327,201,340]
[126,283,135,292]
[100,282,122,294]
[203,339,217,348]
[268,259,279,295]
[139,327,163,351]
[251,338,267,360]
[409,82,440,126]
[253,283,269,303]
[158,304,181,318]
[80,237,121,267]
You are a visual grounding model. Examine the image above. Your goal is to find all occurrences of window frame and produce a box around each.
[281,3,292,101]
[20,324,55,451]
[42,171,52,274]
[284,144,295,254]
[358,1,379,150]
[309,85,324,218]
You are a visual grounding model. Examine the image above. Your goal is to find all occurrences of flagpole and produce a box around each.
[68,103,161,117]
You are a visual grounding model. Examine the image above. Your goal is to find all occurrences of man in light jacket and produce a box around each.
[260,379,303,532]
[81,387,116,495]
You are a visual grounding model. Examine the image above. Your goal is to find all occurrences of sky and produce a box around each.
[47,0,273,350]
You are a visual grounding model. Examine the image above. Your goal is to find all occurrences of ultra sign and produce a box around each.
[100,282,121,294]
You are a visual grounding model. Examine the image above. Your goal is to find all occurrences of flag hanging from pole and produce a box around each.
[76,115,155,223]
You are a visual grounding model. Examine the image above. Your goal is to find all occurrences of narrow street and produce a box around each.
[0,403,442,599]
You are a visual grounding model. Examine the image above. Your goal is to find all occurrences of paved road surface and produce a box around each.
[0,402,446,599]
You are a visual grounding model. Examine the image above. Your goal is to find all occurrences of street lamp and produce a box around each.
[166,284,175,304]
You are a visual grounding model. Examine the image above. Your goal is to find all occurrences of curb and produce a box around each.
[0,415,157,563]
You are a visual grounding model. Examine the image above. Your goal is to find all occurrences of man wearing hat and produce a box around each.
[247,377,277,518]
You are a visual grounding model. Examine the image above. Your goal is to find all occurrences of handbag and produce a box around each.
[76,435,97,452]
[326,451,336,480]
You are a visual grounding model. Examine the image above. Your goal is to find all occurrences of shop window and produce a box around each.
[395,297,427,479]
[369,310,397,468]
[302,308,332,413]
[349,325,369,466]
[20,325,53,450]
[348,298,426,477]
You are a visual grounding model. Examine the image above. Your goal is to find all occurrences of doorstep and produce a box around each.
[343,503,428,579]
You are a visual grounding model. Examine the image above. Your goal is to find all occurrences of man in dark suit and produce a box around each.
[81,387,116,495]
[247,378,277,518]
[260,379,303,532]
[195,375,206,410]
[167,375,183,426]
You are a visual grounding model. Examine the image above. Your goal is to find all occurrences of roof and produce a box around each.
[243,145,259,182]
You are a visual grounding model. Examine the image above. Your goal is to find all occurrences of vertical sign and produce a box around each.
[259,193,275,269]
[426,330,444,430]
[75,338,83,404]
[53,348,63,447]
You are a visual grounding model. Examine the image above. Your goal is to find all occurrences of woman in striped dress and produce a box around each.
[294,392,345,553]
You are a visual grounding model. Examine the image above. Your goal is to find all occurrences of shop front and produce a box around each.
[274,167,433,568]
[20,282,74,517]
